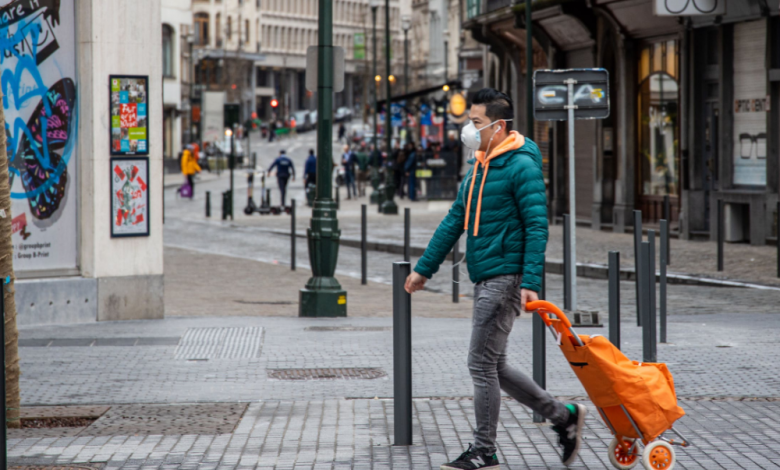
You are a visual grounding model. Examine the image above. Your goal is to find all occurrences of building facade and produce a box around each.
[257,0,406,120]
[190,0,263,141]
[6,0,165,326]
[464,0,780,246]
[163,0,193,171]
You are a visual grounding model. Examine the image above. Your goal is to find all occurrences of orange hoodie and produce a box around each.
[463,131,525,236]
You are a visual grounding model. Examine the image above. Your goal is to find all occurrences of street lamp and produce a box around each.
[300,0,347,317]
[381,0,397,215]
[401,14,411,143]
[369,0,381,205]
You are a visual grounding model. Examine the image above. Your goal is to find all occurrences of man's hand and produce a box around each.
[520,288,539,311]
[405,272,427,294]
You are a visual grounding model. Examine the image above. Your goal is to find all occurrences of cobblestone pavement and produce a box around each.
[14,301,780,468]
[8,398,780,469]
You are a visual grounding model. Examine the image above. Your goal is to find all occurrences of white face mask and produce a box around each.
[460,119,512,151]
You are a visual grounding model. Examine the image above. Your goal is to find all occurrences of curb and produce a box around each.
[267,228,780,291]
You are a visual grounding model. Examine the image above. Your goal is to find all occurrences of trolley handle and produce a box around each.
[527,300,584,347]
[527,300,572,328]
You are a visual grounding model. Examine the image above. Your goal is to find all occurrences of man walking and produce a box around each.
[405,88,586,470]
[268,149,295,206]
[303,149,317,188]
[342,145,357,199]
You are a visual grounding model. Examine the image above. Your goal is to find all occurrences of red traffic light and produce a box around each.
[270,98,279,108]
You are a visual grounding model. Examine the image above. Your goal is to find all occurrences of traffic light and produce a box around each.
[270,98,279,108]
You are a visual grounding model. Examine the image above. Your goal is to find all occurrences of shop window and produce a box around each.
[638,40,679,197]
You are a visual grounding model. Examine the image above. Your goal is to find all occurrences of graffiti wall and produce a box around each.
[1,0,78,273]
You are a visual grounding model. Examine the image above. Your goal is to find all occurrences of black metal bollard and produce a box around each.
[404,208,411,262]
[291,200,296,271]
[266,189,272,208]
[640,242,654,363]
[452,238,460,303]
[660,220,668,343]
[205,191,211,218]
[633,210,642,326]
[361,205,368,285]
[648,230,657,361]
[663,196,671,266]
[392,262,413,446]
[533,263,546,423]
[717,199,724,272]
[563,214,572,311]
[335,185,340,210]
[609,251,621,350]
[777,201,780,278]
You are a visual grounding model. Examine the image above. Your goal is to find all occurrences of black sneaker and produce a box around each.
[553,403,588,466]
[440,444,500,470]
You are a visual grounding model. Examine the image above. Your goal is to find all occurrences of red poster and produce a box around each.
[120,103,137,128]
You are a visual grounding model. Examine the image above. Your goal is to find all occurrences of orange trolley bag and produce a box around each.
[527,300,692,470]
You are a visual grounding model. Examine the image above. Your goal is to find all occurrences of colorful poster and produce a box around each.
[1,0,79,273]
[110,158,150,237]
[110,75,149,156]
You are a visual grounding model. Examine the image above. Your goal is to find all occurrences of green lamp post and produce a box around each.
[380,0,398,215]
[299,0,347,317]
[369,0,382,205]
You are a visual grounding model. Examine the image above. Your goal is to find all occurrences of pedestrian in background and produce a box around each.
[405,88,586,470]
[342,145,357,199]
[405,143,418,201]
[355,143,370,197]
[338,122,346,143]
[268,149,295,206]
[179,144,201,198]
[304,149,317,188]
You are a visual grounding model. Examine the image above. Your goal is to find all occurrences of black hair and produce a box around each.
[280,149,286,155]
[471,88,514,130]
[309,149,314,155]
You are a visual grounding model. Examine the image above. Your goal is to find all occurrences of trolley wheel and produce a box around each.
[642,440,675,470]
[608,437,640,469]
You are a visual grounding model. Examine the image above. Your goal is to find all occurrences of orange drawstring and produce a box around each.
[463,161,481,231]
[473,164,490,236]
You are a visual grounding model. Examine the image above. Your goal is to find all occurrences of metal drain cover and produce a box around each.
[268,367,386,380]
[305,326,391,332]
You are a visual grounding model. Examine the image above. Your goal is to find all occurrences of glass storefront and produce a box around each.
[637,40,679,198]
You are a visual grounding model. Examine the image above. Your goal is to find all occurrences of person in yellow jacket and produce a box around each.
[180,144,201,197]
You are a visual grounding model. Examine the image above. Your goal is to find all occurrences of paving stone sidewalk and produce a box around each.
[8,398,780,469]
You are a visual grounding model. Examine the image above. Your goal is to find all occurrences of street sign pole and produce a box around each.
[565,78,577,311]
[299,0,347,317]
[534,68,610,313]
[381,0,398,215]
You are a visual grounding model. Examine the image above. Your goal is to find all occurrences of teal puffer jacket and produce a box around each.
[413,139,548,292]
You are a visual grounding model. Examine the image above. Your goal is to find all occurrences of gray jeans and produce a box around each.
[469,274,570,453]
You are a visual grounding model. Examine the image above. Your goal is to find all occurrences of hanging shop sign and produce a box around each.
[110,75,149,155]
[111,157,150,238]
[533,69,610,121]
[654,0,725,16]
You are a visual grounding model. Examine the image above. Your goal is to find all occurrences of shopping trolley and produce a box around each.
[527,300,692,470]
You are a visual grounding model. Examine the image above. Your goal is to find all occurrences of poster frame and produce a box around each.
[110,156,151,238]
[109,74,150,156]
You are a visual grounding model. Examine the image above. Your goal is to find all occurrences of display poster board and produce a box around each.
[110,75,149,155]
[3,0,79,274]
[111,157,150,237]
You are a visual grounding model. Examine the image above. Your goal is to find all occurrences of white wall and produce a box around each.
[77,0,164,279]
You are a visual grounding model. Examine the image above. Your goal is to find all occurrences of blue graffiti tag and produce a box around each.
[0,9,77,210]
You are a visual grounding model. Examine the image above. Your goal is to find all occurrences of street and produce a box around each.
[10,130,780,469]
